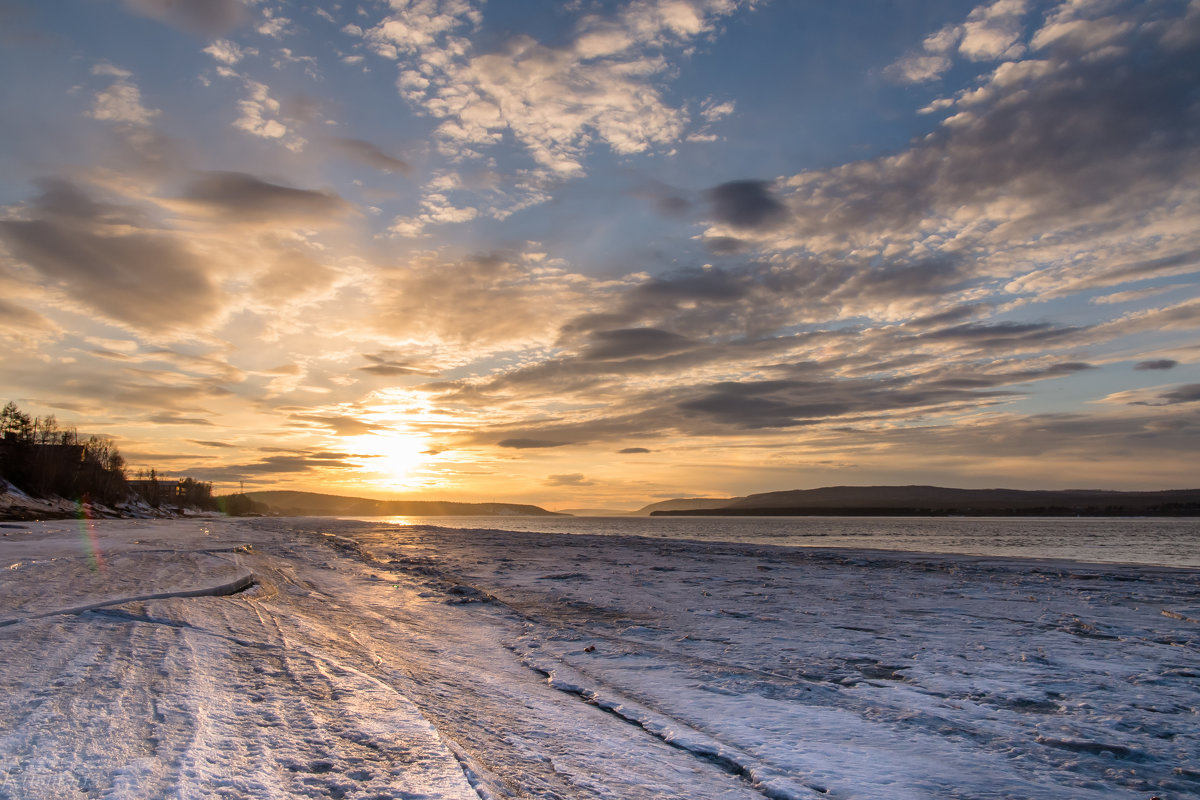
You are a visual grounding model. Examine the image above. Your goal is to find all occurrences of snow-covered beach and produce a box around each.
[2,517,1197,799]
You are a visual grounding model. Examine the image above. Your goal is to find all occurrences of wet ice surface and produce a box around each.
[348,515,1200,569]
[1,517,1198,799]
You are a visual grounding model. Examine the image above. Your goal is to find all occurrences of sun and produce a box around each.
[352,432,431,487]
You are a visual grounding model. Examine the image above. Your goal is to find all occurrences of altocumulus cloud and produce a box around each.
[355,0,746,179]
[370,253,603,352]
[681,0,1200,351]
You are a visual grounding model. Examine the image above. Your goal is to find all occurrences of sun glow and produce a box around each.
[352,432,432,487]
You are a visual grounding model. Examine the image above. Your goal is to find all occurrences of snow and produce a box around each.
[1,516,1198,799]
[0,478,82,520]
[0,481,212,522]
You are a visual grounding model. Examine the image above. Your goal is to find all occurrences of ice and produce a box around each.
[1,517,1198,799]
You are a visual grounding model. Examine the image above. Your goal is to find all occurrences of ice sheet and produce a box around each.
[1,517,1197,799]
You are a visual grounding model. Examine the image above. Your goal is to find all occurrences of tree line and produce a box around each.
[0,401,215,509]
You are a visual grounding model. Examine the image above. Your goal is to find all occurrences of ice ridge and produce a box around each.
[0,570,256,628]
[519,649,830,800]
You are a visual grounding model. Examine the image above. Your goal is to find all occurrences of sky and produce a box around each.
[0,0,1198,510]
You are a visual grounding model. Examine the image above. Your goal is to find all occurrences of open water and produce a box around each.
[355,514,1200,568]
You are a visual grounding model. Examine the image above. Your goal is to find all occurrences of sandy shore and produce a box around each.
[1,517,1198,799]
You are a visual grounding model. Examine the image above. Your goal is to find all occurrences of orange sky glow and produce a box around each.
[1,0,1198,510]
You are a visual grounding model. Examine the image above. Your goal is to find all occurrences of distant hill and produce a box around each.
[650,485,1200,517]
[235,490,563,517]
[634,497,739,516]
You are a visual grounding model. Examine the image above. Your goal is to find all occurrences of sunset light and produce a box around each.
[351,431,434,489]
[0,0,1195,507]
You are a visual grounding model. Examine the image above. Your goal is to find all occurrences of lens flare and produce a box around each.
[75,497,107,575]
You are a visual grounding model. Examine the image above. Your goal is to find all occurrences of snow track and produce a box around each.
[0,520,768,800]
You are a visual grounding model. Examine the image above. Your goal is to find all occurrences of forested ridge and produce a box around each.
[0,402,215,510]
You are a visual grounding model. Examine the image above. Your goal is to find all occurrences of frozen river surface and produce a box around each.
[1,517,1198,799]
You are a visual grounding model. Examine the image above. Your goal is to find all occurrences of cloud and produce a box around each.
[958,0,1028,61]
[357,353,438,377]
[813,408,1200,487]
[701,99,735,122]
[203,39,250,65]
[435,348,1103,451]
[232,80,304,151]
[361,0,749,175]
[371,253,603,351]
[911,321,1081,349]
[631,180,691,216]
[672,377,1011,430]
[289,414,382,436]
[580,328,698,361]
[703,236,748,254]
[1091,285,1183,306]
[709,0,1200,335]
[189,450,366,482]
[885,53,952,83]
[358,365,425,377]
[886,0,1028,83]
[559,266,767,342]
[618,447,651,454]
[251,250,337,301]
[389,178,480,235]
[1093,298,1200,340]
[177,171,349,224]
[1155,383,1200,405]
[0,296,59,336]
[544,473,593,486]
[328,138,412,174]
[1105,380,1200,407]
[0,350,240,422]
[122,0,247,36]
[1134,359,1178,371]
[1031,11,1133,54]
[147,414,215,425]
[446,35,686,173]
[497,438,574,449]
[706,180,786,229]
[89,66,160,126]
[133,348,246,383]
[255,7,291,39]
[0,180,223,332]
[23,177,148,225]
